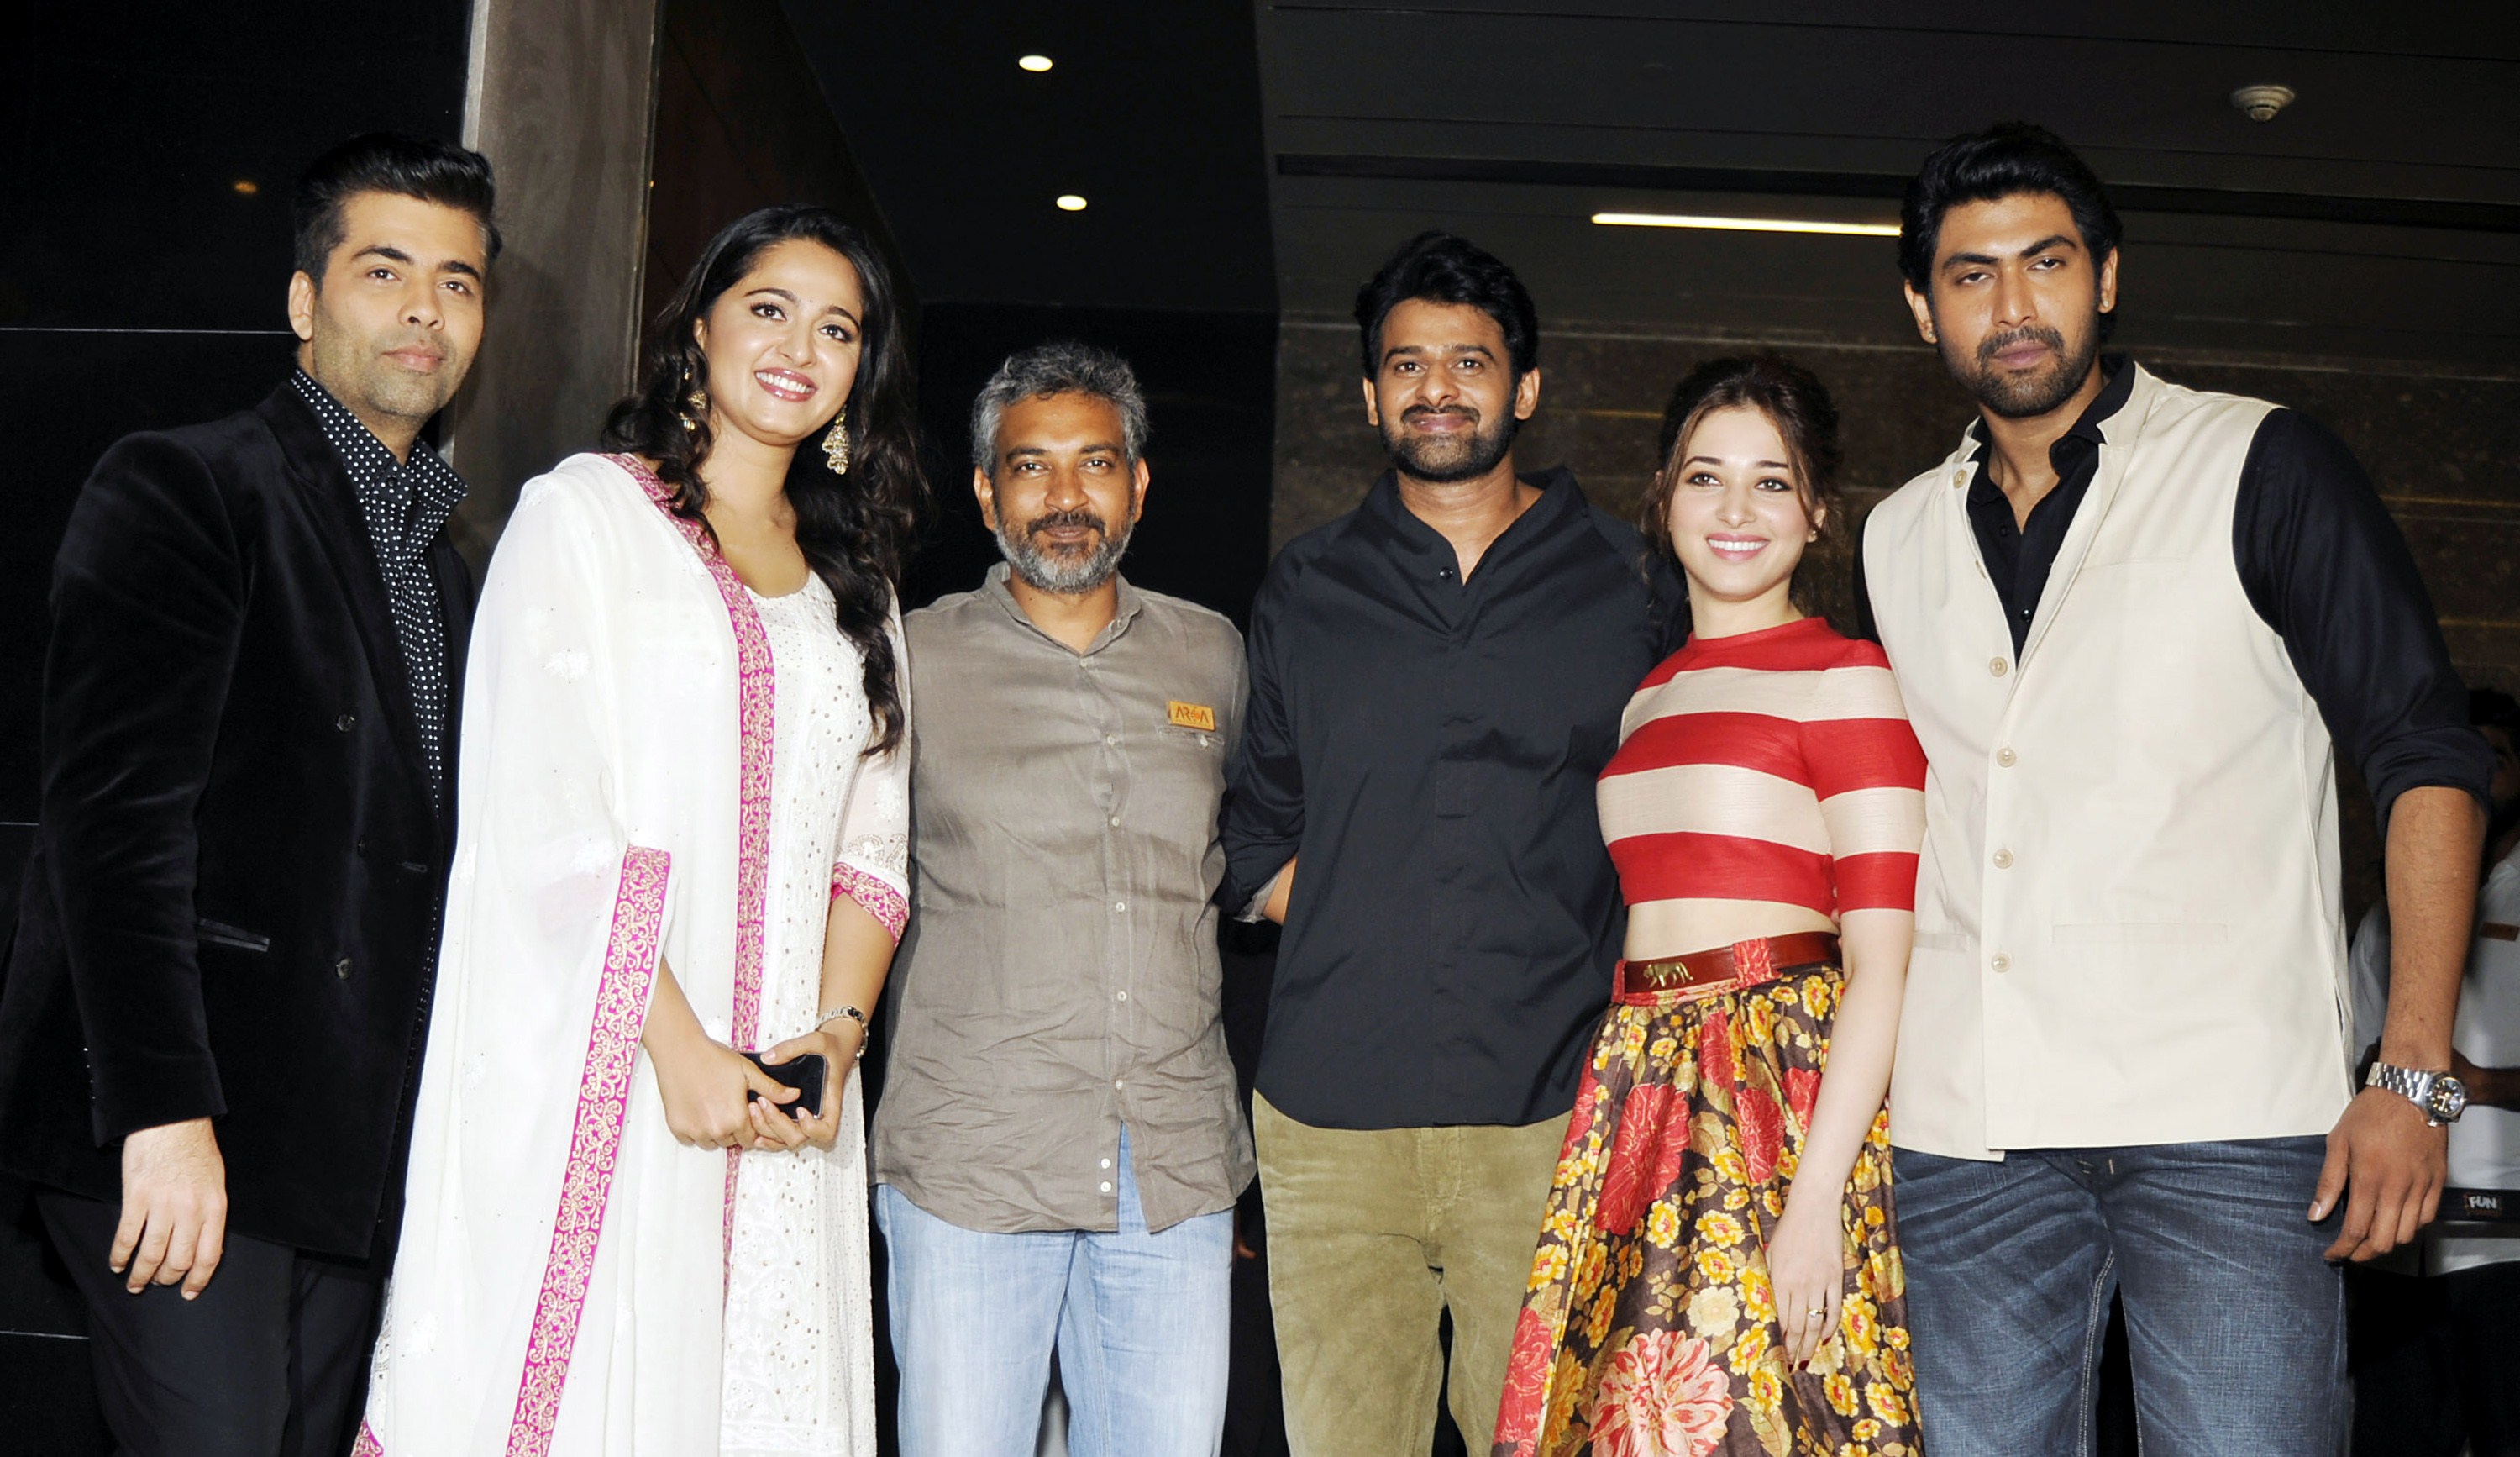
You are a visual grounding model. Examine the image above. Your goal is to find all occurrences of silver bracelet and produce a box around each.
[816,1005,869,1033]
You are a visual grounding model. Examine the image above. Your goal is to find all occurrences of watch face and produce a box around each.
[2434,1076,2469,1121]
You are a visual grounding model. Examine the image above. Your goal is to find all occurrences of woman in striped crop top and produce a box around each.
[1495,359,1926,1457]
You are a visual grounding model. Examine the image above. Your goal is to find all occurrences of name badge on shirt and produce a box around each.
[2482,922,2519,943]
[1167,700,1218,733]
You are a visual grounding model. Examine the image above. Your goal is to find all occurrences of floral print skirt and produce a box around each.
[1493,951,1921,1457]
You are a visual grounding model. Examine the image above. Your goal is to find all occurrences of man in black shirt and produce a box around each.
[1221,233,1682,1455]
[1860,124,2490,1456]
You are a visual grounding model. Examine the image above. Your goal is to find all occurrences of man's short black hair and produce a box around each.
[292,132,501,281]
[2475,687,2520,740]
[1354,230,1539,380]
[1898,122,2121,295]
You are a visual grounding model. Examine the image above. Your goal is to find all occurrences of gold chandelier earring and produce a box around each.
[823,411,851,475]
[678,360,708,433]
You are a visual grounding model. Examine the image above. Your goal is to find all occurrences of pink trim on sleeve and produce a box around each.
[502,844,670,1457]
[830,863,908,944]
[353,1421,383,1457]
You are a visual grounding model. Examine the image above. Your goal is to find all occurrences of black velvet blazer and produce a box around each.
[0,382,474,1260]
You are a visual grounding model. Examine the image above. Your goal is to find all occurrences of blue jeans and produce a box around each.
[1893,1138,2347,1457]
[875,1127,1235,1457]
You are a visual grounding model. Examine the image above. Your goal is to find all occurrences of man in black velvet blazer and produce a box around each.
[0,134,499,1456]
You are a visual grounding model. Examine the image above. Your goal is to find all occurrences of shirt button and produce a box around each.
[1100,1181,1114,1194]
[1116,990,1129,1002]
[1992,849,2014,869]
[1989,657,2009,677]
[1113,901,1126,913]
[336,713,358,732]
[1990,953,2011,973]
[1108,815,1121,828]
[1114,1078,1125,1091]
[1996,747,2017,767]
[1100,1158,1113,1170]
[335,956,354,981]
[1103,734,1118,746]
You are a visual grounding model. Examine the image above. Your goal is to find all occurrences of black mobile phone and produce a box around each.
[741,1051,827,1118]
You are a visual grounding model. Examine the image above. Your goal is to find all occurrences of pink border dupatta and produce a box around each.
[499,847,673,1456]
[469,456,776,1457]
[611,456,778,1279]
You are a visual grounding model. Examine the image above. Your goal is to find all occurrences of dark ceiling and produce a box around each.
[781,1,1277,314]
[1259,2,2520,367]
[789,3,2519,371]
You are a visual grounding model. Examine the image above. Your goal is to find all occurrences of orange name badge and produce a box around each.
[1166,700,1218,733]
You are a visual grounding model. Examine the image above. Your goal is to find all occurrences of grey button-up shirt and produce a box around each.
[871,565,1255,1233]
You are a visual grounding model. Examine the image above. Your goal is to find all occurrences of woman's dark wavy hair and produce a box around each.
[603,205,923,755]
[1638,355,1843,609]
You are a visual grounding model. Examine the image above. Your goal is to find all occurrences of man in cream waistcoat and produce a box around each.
[1860,124,2494,1456]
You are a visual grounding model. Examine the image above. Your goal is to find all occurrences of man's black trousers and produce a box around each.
[37,1187,382,1457]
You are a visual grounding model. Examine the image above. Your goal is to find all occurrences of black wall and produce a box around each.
[0,8,473,1448]
[0,4,473,822]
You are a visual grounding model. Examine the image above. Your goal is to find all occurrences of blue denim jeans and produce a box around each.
[875,1127,1235,1457]
[1893,1137,2347,1457]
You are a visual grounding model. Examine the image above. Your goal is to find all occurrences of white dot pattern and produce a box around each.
[291,371,467,808]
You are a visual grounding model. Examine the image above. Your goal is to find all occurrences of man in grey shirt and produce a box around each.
[872,343,1252,1457]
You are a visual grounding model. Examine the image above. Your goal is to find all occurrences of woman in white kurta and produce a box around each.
[360,207,925,1457]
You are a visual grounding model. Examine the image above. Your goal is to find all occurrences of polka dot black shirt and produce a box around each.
[291,370,467,810]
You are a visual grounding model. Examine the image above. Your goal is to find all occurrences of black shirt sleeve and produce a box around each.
[1851,510,1880,645]
[2233,409,2492,822]
[1217,553,1305,914]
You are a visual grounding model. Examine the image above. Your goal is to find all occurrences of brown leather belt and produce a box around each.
[1615,931,1841,1003]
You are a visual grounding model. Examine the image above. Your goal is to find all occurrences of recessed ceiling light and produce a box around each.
[1018,54,1053,72]
[1592,211,1898,237]
[231,179,260,196]
[1056,194,1089,212]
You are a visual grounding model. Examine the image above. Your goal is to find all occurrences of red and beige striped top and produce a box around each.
[1598,616,1927,960]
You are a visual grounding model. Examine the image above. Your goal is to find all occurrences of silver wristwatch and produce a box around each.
[2365,1060,2468,1126]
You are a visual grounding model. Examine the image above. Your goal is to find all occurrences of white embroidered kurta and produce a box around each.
[359,452,907,1457]
[723,572,894,1456]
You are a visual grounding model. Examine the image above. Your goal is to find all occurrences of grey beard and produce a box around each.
[997,517,1132,594]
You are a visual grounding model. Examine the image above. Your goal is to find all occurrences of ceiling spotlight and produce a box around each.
[231,179,260,196]
[1056,194,1089,212]
[2230,84,2296,122]
[1018,54,1053,72]
[1592,212,1898,237]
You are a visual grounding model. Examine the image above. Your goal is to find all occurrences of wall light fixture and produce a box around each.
[1592,212,1898,237]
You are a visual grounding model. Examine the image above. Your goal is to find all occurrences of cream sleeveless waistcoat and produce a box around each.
[1864,364,2354,1160]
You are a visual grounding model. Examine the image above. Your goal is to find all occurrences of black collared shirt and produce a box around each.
[1221,467,1686,1129]
[1965,361,2136,654]
[291,371,467,806]
[1858,355,2489,818]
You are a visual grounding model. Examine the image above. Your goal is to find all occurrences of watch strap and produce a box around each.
[2366,1060,2458,1125]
